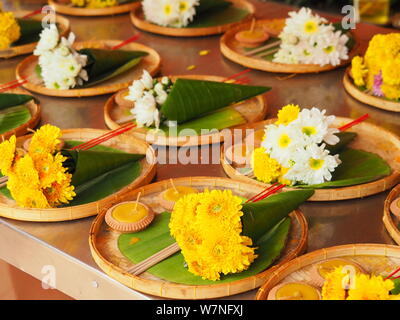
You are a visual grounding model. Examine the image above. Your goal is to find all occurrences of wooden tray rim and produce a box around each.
[0,128,157,222]
[89,176,308,299]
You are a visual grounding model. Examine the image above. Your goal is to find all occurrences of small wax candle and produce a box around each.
[159,186,198,211]
[268,282,320,300]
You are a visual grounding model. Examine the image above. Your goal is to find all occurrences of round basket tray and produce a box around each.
[256,243,400,300]
[16,40,161,97]
[0,128,156,222]
[0,88,41,140]
[130,0,254,37]
[383,184,400,245]
[104,74,267,147]
[343,68,400,113]
[221,117,400,201]
[48,0,139,17]
[220,19,359,74]
[0,11,70,59]
[89,176,308,299]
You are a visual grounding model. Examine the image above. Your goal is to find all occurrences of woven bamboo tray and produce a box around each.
[383,184,400,245]
[104,75,267,147]
[16,40,161,97]
[220,19,359,74]
[343,68,400,112]
[0,11,70,59]
[48,0,139,16]
[0,88,41,140]
[130,0,254,37]
[221,117,400,201]
[256,243,400,300]
[89,176,308,299]
[0,128,156,222]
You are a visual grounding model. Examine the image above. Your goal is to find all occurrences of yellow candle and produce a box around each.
[317,259,363,279]
[163,186,198,202]
[273,283,320,300]
[112,202,149,223]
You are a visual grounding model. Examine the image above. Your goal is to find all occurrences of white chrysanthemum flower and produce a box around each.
[142,0,199,27]
[131,91,161,129]
[285,143,341,185]
[273,47,299,64]
[143,0,180,27]
[177,0,199,27]
[292,107,339,145]
[313,31,349,66]
[261,124,306,166]
[284,7,328,38]
[34,24,59,56]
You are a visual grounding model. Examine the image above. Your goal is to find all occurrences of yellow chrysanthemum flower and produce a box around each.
[251,147,283,184]
[351,56,368,87]
[381,83,400,101]
[0,12,21,49]
[44,173,76,207]
[347,273,394,300]
[71,0,86,6]
[382,57,400,86]
[28,124,62,159]
[275,104,300,125]
[321,267,347,300]
[87,0,118,8]
[170,189,257,281]
[34,153,69,189]
[0,135,16,175]
[7,155,51,209]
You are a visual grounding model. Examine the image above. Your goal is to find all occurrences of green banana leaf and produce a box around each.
[117,0,138,4]
[0,141,144,207]
[13,19,44,46]
[156,108,246,136]
[188,2,248,28]
[61,146,144,187]
[0,93,33,111]
[0,105,31,134]
[118,189,314,285]
[196,0,231,14]
[391,278,400,295]
[78,49,148,88]
[160,79,270,124]
[300,148,391,189]
[325,132,357,154]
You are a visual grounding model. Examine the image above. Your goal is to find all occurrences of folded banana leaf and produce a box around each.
[0,93,33,111]
[160,79,270,124]
[78,49,148,87]
[0,105,31,134]
[157,108,246,136]
[189,5,249,28]
[62,147,144,187]
[392,278,400,295]
[118,189,314,285]
[13,19,44,46]
[196,0,231,15]
[0,141,145,206]
[325,132,357,154]
[117,0,138,4]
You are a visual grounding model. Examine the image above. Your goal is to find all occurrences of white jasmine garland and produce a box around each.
[142,0,199,28]
[127,70,173,129]
[34,30,88,90]
[34,24,59,56]
[273,7,349,67]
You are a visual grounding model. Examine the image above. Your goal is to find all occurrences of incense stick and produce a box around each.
[244,40,281,57]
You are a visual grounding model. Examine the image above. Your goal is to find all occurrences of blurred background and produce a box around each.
[266,0,400,26]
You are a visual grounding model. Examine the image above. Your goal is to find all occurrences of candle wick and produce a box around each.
[134,192,141,212]
[170,179,178,194]
[249,18,256,33]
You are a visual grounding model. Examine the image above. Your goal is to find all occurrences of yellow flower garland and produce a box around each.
[71,0,118,8]
[169,189,257,281]
[351,56,368,87]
